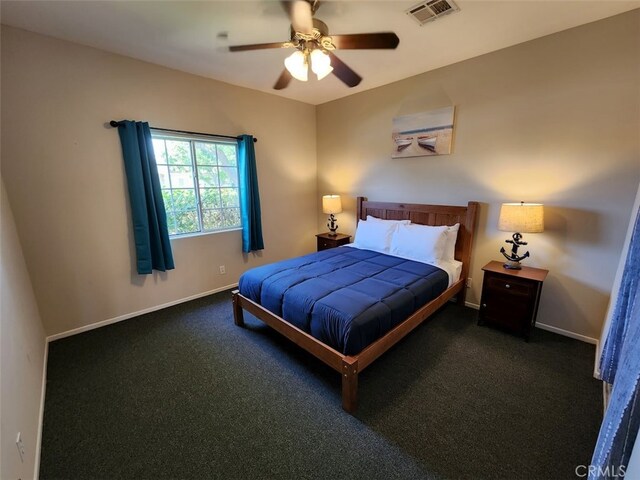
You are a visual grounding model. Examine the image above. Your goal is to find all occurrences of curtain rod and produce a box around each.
[109,121,257,143]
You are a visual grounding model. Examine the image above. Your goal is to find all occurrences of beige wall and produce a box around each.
[1,26,317,336]
[2,11,638,342]
[316,11,640,340]
[1,179,47,480]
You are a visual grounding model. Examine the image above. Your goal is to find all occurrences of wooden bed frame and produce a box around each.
[232,197,479,413]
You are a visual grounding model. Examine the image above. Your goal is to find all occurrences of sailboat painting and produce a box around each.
[391,106,455,158]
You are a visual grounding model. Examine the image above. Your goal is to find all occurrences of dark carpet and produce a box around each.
[40,290,602,480]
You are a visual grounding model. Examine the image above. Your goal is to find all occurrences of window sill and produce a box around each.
[170,227,242,240]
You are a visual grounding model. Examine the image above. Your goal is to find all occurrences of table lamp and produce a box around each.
[498,202,544,269]
[322,195,342,236]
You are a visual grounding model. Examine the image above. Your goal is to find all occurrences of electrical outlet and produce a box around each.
[16,432,25,463]
[219,265,226,275]
[466,277,472,288]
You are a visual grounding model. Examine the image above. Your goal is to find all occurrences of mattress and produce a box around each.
[238,246,449,355]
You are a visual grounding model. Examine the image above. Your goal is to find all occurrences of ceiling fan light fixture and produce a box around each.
[229,1,399,90]
[310,48,333,80]
[284,50,308,82]
[315,65,333,81]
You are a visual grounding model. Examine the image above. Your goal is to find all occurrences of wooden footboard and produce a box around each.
[232,279,463,413]
[231,198,478,413]
[231,289,345,371]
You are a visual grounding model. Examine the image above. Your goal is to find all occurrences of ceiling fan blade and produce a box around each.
[273,69,293,90]
[229,42,288,52]
[282,0,313,35]
[330,32,400,50]
[327,52,362,88]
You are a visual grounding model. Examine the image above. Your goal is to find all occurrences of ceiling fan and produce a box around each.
[228,0,400,90]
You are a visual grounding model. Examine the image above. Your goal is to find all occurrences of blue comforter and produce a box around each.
[238,246,449,355]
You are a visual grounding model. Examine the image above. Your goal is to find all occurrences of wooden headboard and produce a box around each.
[356,197,479,290]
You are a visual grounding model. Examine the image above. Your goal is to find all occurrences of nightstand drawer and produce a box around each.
[485,275,532,297]
[318,239,334,250]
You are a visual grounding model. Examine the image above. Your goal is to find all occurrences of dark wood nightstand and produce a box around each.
[478,260,549,341]
[316,232,351,251]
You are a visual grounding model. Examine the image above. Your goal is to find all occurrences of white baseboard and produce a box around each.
[34,339,48,480]
[463,301,598,345]
[46,283,238,342]
[536,322,598,345]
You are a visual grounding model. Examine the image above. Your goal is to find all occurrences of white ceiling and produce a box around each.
[1,1,638,105]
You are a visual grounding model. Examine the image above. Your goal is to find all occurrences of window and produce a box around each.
[151,132,241,236]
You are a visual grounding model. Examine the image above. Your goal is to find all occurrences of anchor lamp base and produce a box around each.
[503,260,523,270]
[499,232,530,270]
[327,213,338,236]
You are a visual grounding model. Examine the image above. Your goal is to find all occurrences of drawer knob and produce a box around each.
[505,284,511,289]
[482,303,487,308]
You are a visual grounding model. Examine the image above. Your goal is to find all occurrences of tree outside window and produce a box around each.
[152,134,241,236]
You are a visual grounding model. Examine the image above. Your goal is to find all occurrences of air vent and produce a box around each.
[406,0,460,26]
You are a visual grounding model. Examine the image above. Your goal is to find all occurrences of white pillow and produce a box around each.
[366,215,411,225]
[353,220,398,253]
[443,223,460,261]
[390,223,448,264]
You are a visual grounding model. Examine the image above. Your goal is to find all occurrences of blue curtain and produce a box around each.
[591,207,640,479]
[238,134,264,253]
[116,121,175,274]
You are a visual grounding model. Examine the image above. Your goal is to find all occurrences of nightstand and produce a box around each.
[478,260,549,341]
[316,232,351,251]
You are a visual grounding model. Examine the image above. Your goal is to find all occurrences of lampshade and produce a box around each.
[284,50,308,82]
[498,202,544,233]
[322,195,342,214]
[310,49,333,80]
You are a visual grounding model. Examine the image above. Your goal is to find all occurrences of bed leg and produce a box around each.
[341,358,359,413]
[232,290,245,327]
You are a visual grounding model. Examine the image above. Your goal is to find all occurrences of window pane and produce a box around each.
[152,135,241,237]
[175,210,199,234]
[220,188,239,208]
[200,188,222,209]
[202,209,223,230]
[166,212,178,236]
[166,140,191,165]
[197,166,219,188]
[219,167,238,187]
[222,208,241,228]
[195,142,218,165]
[161,189,173,209]
[217,144,237,166]
[171,189,197,211]
[157,165,171,188]
[153,139,168,164]
[169,165,194,188]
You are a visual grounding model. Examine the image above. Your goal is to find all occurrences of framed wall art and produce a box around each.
[392,106,455,158]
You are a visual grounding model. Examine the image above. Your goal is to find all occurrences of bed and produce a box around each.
[232,197,479,413]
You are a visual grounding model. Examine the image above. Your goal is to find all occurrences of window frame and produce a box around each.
[151,130,242,238]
